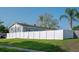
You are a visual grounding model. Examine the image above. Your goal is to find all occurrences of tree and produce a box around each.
[38,13,59,29]
[60,8,78,30]
[0,20,9,33]
[0,25,9,33]
[72,25,79,30]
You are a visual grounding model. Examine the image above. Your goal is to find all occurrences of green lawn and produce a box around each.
[0,47,25,52]
[0,38,79,52]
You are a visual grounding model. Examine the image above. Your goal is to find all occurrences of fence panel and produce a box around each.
[12,33,16,38]
[40,31,47,39]
[46,30,55,40]
[20,32,24,38]
[7,33,10,38]
[28,31,34,39]
[33,31,40,39]
[23,32,29,38]
[54,30,63,40]
[16,32,20,38]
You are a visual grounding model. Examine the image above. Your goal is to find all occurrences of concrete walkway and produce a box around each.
[0,45,40,52]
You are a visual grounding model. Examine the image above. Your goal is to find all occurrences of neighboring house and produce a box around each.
[9,22,50,33]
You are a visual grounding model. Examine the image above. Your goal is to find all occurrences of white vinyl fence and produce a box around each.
[6,30,73,40]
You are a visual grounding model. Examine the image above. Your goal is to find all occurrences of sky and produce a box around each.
[0,7,79,29]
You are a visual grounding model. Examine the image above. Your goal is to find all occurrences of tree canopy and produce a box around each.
[0,20,8,33]
[60,8,79,30]
[72,25,79,30]
[37,13,59,29]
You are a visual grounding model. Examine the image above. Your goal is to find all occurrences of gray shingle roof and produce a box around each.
[9,22,50,29]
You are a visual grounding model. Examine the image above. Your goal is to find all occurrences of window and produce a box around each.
[16,27,21,32]
[10,28,15,33]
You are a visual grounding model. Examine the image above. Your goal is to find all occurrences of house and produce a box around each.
[9,22,50,33]
[7,22,74,39]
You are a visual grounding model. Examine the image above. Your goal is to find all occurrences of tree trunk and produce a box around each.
[70,20,73,30]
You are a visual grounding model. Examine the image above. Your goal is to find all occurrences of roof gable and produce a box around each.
[9,23,23,28]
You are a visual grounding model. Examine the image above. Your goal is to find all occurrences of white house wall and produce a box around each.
[9,24,23,33]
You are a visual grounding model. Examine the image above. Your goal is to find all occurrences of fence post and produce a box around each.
[33,31,34,39]
[28,31,29,39]
[39,31,40,40]
[54,30,55,40]
[46,31,47,40]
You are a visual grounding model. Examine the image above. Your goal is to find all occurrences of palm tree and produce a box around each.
[60,8,78,30]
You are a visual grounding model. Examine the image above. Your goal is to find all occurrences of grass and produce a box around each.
[0,47,25,52]
[0,38,79,52]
